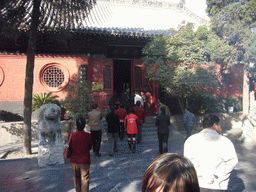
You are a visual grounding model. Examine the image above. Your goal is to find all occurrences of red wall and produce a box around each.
[0,53,89,101]
[0,53,243,116]
[215,64,244,98]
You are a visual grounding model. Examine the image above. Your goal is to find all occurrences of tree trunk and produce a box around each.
[178,97,185,114]
[243,66,249,118]
[23,0,41,155]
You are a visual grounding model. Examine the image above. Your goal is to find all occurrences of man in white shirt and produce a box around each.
[184,114,238,192]
[134,92,143,107]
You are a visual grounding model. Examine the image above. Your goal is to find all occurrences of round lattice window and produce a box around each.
[43,66,65,87]
[40,64,69,92]
[0,66,4,86]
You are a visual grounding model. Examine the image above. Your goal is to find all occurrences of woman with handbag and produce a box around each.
[67,116,92,192]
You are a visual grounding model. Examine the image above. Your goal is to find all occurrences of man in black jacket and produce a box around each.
[106,106,120,156]
[155,106,171,154]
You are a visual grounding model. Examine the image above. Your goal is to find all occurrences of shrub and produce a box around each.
[0,110,23,122]
[225,96,239,107]
[188,93,220,113]
[32,92,60,112]
[62,78,94,120]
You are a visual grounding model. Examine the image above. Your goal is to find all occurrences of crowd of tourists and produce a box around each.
[65,94,238,192]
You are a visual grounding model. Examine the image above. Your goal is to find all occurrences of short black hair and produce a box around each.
[202,114,220,128]
[128,107,135,114]
[186,106,191,111]
[92,103,98,109]
[136,101,141,106]
[160,106,166,114]
[110,106,115,112]
[76,116,86,130]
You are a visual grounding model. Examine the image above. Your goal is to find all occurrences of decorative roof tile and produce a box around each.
[1,0,209,37]
[71,0,209,37]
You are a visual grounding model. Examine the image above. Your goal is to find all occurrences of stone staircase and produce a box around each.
[101,115,186,153]
[101,116,159,143]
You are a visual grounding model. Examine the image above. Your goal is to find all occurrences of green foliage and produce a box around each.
[62,77,94,120]
[206,0,256,66]
[224,96,239,106]
[32,92,60,112]
[205,33,233,64]
[245,32,256,64]
[188,93,220,113]
[142,22,222,98]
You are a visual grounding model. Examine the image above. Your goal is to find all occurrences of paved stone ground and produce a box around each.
[0,116,255,192]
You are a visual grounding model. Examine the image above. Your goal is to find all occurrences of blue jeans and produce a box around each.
[185,126,193,139]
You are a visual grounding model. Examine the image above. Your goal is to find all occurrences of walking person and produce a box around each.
[134,91,144,107]
[155,106,170,154]
[184,114,238,192]
[115,103,127,140]
[88,103,102,157]
[124,107,139,153]
[106,106,119,156]
[141,91,146,108]
[69,116,92,192]
[133,101,145,144]
[183,106,196,139]
[158,100,171,116]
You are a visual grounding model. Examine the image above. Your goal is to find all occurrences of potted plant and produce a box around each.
[225,96,238,113]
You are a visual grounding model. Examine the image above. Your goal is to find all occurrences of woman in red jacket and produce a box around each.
[69,116,92,192]
[124,108,139,153]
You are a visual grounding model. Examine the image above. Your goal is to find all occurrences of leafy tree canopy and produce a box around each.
[142,22,228,98]
[206,0,256,66]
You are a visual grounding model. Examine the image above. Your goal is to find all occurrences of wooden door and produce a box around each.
[131,60,158,115]
[131,60,144,94]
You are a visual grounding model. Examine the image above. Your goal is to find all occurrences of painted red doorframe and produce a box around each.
[88,58,158,115]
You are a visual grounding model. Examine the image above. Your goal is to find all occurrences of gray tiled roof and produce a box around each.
[1,0,209,37]
[71,0,209,37]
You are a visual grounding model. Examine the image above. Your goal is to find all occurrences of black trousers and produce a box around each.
[137,124,143,143]
[158,132,169,154]
[91,130,102,153]
[119,122,125,140]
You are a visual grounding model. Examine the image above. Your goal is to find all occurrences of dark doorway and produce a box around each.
[113,60,131,97]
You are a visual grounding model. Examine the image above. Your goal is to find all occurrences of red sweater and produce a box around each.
[69,130,92,164]
[115,108,127,122]
[134,106,145,124]
[124,113,138,134]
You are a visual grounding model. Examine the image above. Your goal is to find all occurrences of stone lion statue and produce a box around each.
[38,103,63,145]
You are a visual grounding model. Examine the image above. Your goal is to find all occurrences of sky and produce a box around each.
[162,0,209,21]
[185,0,209,20]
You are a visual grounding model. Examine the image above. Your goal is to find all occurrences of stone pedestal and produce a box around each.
[38,144,64,168]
